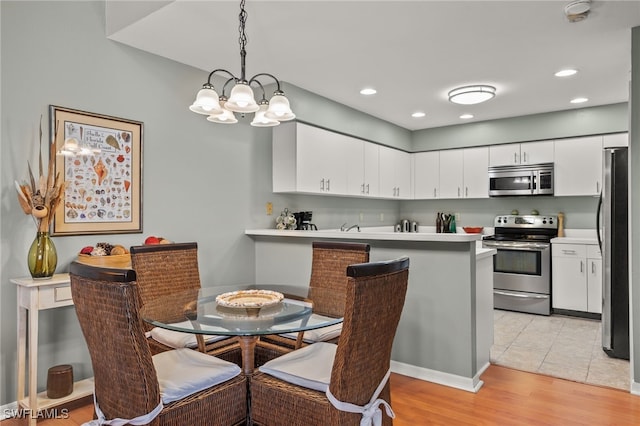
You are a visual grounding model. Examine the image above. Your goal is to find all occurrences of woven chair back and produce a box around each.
[69,261,161,421]
[308,241,370,318]
[130,242,201,331]
[329,257,409,408]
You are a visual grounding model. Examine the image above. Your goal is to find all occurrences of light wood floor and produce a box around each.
[3,365,640,425]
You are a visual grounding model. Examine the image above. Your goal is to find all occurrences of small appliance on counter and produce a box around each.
[293,211,317,230]
[395,219,418,232]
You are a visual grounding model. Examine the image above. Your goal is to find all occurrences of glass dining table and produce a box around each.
[140,284,343,375]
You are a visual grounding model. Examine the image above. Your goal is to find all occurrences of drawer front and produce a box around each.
[39,285,74,309]
[586,244,601,259]
[552,243,586,258]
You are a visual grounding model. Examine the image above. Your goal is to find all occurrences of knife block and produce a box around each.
[557,213,565,237]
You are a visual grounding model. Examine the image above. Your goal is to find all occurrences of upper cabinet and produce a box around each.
[413,151,439,199]
[379,146,411,199]
[554,136,603,196]
[489,141,554,166]
[603,132,628,148]
[273,122,349,195]
[347,140,379,197]
[439,149,464,198]
[438,147,489,199]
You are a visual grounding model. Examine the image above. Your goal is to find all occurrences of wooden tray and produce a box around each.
[77,253,131,268]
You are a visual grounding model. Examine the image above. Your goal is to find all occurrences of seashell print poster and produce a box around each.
[51,106,143,236]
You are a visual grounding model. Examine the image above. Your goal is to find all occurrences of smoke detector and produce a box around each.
[565,0,591,23]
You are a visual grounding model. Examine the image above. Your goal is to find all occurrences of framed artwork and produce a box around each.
[50,105,143,236]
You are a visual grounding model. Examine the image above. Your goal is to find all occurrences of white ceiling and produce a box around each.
[107,0,640,131]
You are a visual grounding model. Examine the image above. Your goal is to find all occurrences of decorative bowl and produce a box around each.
[462,226,484,234]
[77,254,131,268]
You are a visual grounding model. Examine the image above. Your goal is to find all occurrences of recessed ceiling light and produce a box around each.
[448,85,496,105]
[411,111,426,118]
[570,97,589,104]
[460,114,474,119]
[360,88,377,95]
[555,69,578,77]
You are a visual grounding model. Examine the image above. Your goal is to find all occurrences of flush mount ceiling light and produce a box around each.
[189,0,294,127]
[448,85,496,105]
[565,0,591,23]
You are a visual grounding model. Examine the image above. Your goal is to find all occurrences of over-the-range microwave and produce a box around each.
[488,162,554,197]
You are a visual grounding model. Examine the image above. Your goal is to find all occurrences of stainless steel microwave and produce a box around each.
[488,163,554,197]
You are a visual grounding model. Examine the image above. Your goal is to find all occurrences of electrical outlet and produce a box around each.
[359,212,364,222]
[455,212,461,221]
[379,213,384,222]
[266,202,273,215]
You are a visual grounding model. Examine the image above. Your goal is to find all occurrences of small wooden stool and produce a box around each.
[46,364,73,399]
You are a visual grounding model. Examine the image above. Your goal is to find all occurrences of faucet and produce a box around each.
[341,223,360,232]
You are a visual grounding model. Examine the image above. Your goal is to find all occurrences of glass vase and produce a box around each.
[28,231,57,279]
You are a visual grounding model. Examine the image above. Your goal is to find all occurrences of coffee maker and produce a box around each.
[293,211,317,230]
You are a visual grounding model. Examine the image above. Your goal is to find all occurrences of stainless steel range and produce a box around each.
[483,215,558,315]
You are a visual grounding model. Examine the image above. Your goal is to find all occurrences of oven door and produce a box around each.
[482,241,551,294]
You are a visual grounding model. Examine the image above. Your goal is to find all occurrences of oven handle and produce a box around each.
[482,241,550,251]
[494,290,549,299]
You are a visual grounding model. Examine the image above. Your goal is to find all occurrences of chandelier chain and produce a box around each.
[238,0,248,53]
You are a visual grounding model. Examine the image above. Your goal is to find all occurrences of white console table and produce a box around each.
[13,273,93,425]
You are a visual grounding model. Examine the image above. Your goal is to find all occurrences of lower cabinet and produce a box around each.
[552,242,602,314]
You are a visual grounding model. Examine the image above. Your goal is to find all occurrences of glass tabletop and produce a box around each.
[141,284,343,337]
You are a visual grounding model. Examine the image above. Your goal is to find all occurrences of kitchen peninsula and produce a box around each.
[245,227,496,392]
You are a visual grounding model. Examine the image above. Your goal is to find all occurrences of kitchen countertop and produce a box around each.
[245,226,482,243]
[551,229,598,245]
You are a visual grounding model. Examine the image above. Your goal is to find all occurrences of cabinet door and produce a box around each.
[463,147,488,198]
[554,136,603,196]
[439,149,464,198]
[379,146,411,198]
[413,151,439,199]
[489,143,520,166]
[521,140,554,164]
[552,256,587,311]
[587,257,602,314]
[395,150,411,199]
[346,138,366,196]
[363,143,380,197]
[603,133,628,148]
[296,124,333,193]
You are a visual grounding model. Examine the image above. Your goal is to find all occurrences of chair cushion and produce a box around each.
[258,342,337,392]
[153,348,241,404]
[150,321,230,349]
[278,313,343,342]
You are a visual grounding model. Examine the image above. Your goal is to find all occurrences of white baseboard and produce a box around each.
[631,379,640,396]
[0,401,18,421]
[391,360,484,393]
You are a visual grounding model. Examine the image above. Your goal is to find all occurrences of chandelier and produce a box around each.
[189,0,295,127]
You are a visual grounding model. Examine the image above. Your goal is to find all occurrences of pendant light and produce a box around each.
[189,0,295,127]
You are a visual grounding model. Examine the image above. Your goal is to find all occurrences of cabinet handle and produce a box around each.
[361,183,365,194]
[465,187,468,197]
[320,179,325,191]
[514,153,517,164]
[366,183,370,194]
[326,179,330,191]
[457,187,461,197]
[580,260,584,273]
[596,181,600,193]
[562,249,577,254]
[433,188,437,197]
[592,261,596,274]
[397,187,400,197]
[523,152,527,163]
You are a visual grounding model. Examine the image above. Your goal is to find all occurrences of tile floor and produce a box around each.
[491,309,630,390]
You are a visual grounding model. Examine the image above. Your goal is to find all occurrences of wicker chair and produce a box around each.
[256,241,370,364]
[251,256,409,426]
[69,262,247,426]
[129,242,241,364]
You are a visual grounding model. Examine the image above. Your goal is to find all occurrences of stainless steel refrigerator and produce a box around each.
[597,147,629,360]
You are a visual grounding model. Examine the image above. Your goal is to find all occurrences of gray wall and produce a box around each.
[0,1,636,405]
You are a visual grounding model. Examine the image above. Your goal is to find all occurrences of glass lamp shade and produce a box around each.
[207,107,238,124]
[448,85,496,105]
[189,87,223,115]
[251,104,280,127]
[225,83,260,112]
[264,94,295,121]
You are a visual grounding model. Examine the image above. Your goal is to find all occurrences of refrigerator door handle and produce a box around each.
[596,191,603,252]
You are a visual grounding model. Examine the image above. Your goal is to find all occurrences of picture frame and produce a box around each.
[50,105,143,236]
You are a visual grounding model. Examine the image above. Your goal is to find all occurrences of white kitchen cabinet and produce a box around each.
[379,145,411,199]
[273,122,350,195]
[554,136,603,196]
[438,147,488,199]
[346,138,379,197]
[603,132,628,148]
[413,151,439,199]
[439,148,464,198]
[489,141,554,166]
[463,146,489,198]
[552,242,602,314]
